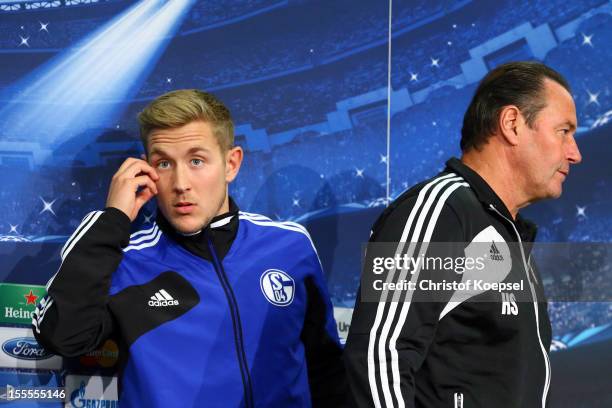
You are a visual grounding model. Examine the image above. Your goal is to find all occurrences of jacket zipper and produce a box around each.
[206,237,255,408]
[488,204,551,407]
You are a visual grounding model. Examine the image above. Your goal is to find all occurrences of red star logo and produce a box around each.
[24,290,38,305]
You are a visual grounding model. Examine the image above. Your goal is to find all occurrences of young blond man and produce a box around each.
[34,90,347,407]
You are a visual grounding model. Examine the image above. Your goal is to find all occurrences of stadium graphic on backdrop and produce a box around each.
[0,0,610,405]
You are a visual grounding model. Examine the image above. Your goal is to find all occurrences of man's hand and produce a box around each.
[106,158,159,222]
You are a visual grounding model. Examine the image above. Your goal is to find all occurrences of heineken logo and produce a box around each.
[0,284,46,325]
[24,290,38,305]
[5,307,34,319]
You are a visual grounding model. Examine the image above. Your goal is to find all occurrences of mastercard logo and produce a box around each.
[79,339,119,368]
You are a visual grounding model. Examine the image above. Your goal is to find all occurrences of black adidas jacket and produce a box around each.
[344,158,552,408]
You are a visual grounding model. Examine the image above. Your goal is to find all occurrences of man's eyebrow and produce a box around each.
[560,121,577,131]
[148,147,167,157]
[149,147,211,156]
[187,147,211,154]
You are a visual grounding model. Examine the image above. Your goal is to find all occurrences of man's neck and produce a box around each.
[461,149,529,219]
[216,194,230,218]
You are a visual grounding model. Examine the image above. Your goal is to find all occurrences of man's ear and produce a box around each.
[498,105,521,146]
[225,146,243,183]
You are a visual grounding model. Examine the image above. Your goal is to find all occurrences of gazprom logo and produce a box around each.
[260,269,295,306]
[71,381,117,408]
[2,337,52,360]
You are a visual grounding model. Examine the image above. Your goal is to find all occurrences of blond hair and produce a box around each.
[138,89,234,152]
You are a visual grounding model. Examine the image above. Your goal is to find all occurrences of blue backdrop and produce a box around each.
[0,0,610,406]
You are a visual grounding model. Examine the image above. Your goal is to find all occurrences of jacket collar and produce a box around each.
[156,197,240,261]
[445,157,537,242]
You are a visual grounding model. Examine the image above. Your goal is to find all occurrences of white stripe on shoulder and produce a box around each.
[128,224,159,245]
[49,210,104,291]
[45,272,58,292]
[278,221,309,235]
[239,216,321,264]
[238,211,272,221]
[61,211,103,260]
[124,228,163,252]
[239,212,309,235]
[130,223,157,239]
[366,172,458,408]
[387,180,468,407]
[239,216,309,238]
[60,211,95,257]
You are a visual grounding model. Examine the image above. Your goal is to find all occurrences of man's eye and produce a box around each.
[191,159,203,166]
[157,161,170,169]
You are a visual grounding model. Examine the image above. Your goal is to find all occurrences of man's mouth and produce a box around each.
[174,202,196,214]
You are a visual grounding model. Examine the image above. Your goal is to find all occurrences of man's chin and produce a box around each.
[547,185,563,199]
[170,217,206,235]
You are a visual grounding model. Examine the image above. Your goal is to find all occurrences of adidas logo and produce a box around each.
[489,241,504,261]
[148,289,179,307]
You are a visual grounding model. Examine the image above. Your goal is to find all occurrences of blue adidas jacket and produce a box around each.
[33,199,347,407]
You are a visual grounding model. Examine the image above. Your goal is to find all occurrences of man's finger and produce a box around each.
[121,160,159,181]
[135,187,156,210]
[115,157,140,174]
[131,175,158,194]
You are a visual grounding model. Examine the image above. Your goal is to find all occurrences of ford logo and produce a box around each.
[2,337,52,360]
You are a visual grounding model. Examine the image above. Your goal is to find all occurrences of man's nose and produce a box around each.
[567,134,582,165]
[172,164,191,193]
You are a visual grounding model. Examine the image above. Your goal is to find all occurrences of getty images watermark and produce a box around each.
[360,242,612,303]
